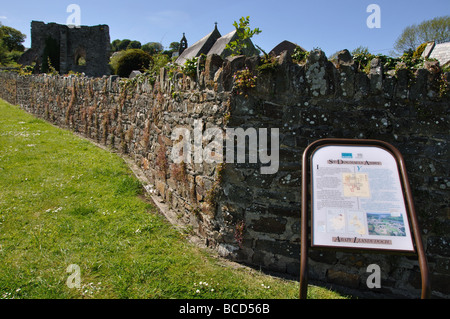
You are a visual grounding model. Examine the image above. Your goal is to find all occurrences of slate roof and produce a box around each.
[269,40,305,56]
[207,29,237,57]
[175,25,259,65]
[175,26,221,65]
[208,29,259,58]
[422,41,450,66]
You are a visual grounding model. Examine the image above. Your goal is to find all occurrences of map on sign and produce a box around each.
[342,173,370,197]
[311,145,414,252]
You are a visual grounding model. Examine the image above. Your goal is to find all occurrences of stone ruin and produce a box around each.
[19,21,111,77]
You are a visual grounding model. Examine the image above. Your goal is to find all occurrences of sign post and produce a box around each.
[300,138,430,299]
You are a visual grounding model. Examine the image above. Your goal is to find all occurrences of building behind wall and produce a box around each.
[19,21,111,77]
[175,23,260,66]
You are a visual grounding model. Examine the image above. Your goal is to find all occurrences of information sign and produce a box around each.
[311,145,415,252]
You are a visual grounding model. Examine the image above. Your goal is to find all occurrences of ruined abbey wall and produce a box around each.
[19,21,110,77]
[0,49,449,298]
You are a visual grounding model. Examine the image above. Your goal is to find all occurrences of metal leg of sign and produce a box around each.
[396,152,431,299]
[299,141,313,300]
[299,182,308,299]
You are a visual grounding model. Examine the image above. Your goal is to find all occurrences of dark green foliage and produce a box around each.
[128,40,142,50]
[291,47,310,64]
[0,25,26,52]
[115,49,153,77]
[0,39,8,65]
[112,39,131,52]
[352,48,428,74]
[0,24,26,66]
[141,42,163,55]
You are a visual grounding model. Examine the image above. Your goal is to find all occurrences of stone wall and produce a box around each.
[0,49,449,298]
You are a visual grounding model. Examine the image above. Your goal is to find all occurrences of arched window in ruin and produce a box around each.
[74,47,87,66]
[77,56,86,66]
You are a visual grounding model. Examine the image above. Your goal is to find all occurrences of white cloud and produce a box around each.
[0,16,7,20]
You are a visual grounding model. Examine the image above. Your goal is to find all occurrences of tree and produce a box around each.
[0,40,8,66]
[0,25,26,66]
[0,26,7,65]
[127,40,141,50]
[111,39,144,53]
[117,39,131,51]
[169,42,180,52]
[0,25,26,52]
[141,42,163,55]
[225,16,262,56]
[111,39,122,52]
[394,16,450,54]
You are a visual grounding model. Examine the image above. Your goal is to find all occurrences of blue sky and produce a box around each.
[0,0,449,56]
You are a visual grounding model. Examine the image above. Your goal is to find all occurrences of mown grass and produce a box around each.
[0,99,346,299]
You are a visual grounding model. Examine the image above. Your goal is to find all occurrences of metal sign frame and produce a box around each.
[310,144,415,252]
[299,138,430,299]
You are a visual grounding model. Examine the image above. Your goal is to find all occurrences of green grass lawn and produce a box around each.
[0,98,346,299]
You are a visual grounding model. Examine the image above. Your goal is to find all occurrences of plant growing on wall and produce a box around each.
[156,143,168,177]
[233,67,257,97]
[291,47,310,64]
[19,64,34,76]
[225,16,262,56]
[45,57,59,76]
[41,37,60,74]
[182,57,198,78]
[352,47,433,75]
[234,220,245,249]
[256,45,278,74]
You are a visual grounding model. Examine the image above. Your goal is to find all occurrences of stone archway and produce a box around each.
[74,46,87,66]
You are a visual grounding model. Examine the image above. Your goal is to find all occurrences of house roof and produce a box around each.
[422,41,450,66]
[175,25,260,65]
[207,29,237,57]
[175,26,221,65]
[269,40,305,56]
[208,29,259,57]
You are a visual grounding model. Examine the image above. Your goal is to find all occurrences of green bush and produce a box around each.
[109,50,126,74]
[115,49,153,78]
[413,42,428,58]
